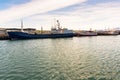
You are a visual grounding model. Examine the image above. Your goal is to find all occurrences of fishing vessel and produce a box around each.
[97,30,119,35]
[77,31,97,36]
[76,28,97,36]
[7,20,74,40]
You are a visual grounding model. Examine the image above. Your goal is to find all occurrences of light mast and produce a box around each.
[21,20,23,32]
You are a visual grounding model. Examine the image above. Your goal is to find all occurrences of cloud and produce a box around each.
[1,0,120,30]
[75,2,120,29]
[34,1,120,30]
[0,0,86,24]
[19,1,120,30]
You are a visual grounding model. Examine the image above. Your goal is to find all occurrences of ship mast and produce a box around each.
[54,18,56,29]
[56,20,61,29]
[41,26,43,33]
[21,20,23,32]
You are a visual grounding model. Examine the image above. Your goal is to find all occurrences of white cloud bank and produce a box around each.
[67,2,120,30]
[14,1,120,30]
[0,0,86,24]
[36,2,120,30]
[1,0,120,30]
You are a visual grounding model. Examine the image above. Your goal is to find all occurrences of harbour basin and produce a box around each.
[0,36,120,80]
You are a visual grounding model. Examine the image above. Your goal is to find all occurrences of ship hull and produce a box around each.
[7,32,74,40]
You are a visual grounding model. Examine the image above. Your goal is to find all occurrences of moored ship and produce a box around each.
[75,28,97,36]
[97,30,119,35]
[76,30,97,36]
[7,20,74,40]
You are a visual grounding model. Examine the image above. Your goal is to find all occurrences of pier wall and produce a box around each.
[0,34,9,40]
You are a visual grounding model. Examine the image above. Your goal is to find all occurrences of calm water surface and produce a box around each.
[0,36,120,80]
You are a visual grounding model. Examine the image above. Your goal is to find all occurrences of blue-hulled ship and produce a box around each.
[7,20,74,40]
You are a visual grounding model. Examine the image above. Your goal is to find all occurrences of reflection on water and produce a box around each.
[0,36,120,80]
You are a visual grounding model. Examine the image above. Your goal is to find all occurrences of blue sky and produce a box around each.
[0,0,120,30]
[0,0,30,10]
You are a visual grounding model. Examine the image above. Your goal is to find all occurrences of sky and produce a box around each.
[0,0,120,30]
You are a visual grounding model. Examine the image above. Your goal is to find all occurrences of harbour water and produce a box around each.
[0,36,120,80]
